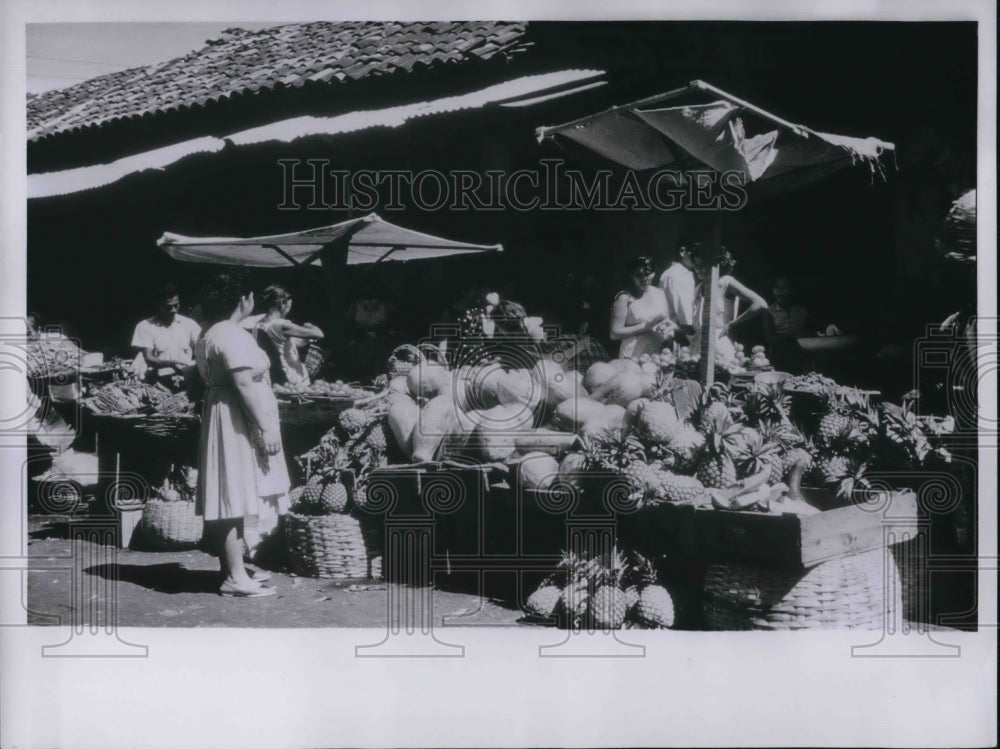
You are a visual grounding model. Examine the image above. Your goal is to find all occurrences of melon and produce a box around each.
[389,375,409,395]
[411,395,461,463]
[474,403,535,462]
[518,452,559,491]
[592,372,647,407]
[583,361,617,393]
[552,396,608,432]
[496,368,541,410]
[531,358,564,386]
[542,368,585,408]
[474,364,507,408]
[387,396,420,456]
[555,451,588,492]
[406,362,451,400]
[609,358,643,376]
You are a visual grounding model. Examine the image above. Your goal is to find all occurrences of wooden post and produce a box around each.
[698,214,722,386]
[319,235,352,364]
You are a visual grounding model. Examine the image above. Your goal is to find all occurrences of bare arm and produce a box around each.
[610,294,659,341]
[278,319,324,339]
[231,368,280,455]
[720,276,768,331]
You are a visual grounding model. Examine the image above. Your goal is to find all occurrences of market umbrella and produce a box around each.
[156,212,503,268]
[536,79,895,384]
[157,212,503,352]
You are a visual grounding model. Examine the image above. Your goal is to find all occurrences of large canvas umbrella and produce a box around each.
[536,79,895,384]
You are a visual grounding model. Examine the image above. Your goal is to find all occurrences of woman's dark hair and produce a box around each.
[626,255,655,278]
[490,299,527,337]
[258,284,291,312]
[689,243,736,276]
[199,272,253,324]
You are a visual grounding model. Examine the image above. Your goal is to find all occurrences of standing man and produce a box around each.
[131,283,201,388]
[659,242,698,346]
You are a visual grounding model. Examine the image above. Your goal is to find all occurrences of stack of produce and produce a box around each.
[87,380,174,415]
[274,378,370,400]
[523,549,676,630]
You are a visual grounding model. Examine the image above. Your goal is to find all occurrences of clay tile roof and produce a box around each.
[27,20,528,142]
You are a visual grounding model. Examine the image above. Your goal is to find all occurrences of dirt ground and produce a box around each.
[25,515,528,628]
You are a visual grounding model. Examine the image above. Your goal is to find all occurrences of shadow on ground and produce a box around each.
[85,563,220,594]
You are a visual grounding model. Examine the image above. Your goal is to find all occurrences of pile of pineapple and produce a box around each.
[567,381,815,513]
[291,397,396,516]
[805,389,951,500]
[524,548,676,630]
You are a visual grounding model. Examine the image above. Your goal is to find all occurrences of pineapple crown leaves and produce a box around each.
[834,456,872,500]
[624,551,660,588]
[735,429,781,473]
[583,426,647,472]
[700,410,743,459]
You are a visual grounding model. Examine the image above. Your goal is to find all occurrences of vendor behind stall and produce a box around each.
[253,284,325,387]
[762,276,840,373]
[130,283,200,389]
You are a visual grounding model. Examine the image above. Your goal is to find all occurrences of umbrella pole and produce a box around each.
[698,213,722,387]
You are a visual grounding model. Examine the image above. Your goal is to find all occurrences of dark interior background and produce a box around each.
[27,21,978,393]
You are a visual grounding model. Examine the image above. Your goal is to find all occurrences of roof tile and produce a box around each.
[27,20,528,142]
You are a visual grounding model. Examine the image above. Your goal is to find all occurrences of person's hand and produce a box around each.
[260,426,282,456]
[826,324,842,336]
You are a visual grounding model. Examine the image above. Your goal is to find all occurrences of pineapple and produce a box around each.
[735,429,783,482]
[301,474,325,505]
[760,382,792,425]
[525,583,562,618]
[590,585,628,630]
[636,401,680,445]
[658,472,707,505]
[623,460,662,502]
[624,585,641,613]
[628,552,676,629]
[556,551,593,629]
[320,477,350,513]
[832,456,872,501]
[582,427,646,472]
[781,446,814,479]
[665,425,705,473]
[815,454,849,486]
[695,411,742,489]
[338,407,371,437]
[816,391,851,445]
[637,585,676,629]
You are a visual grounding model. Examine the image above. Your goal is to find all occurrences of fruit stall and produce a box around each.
[280,305,956,630]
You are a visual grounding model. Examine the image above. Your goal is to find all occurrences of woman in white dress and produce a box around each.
[195,274,291,598]
[610,256,673,359]
[255,285,325,387]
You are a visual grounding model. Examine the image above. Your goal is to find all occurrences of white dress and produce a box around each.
[195,321,290,539]
[615,286,668,360]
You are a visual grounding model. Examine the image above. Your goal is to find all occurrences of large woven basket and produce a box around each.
[703,548,900,630]
[140,499,204,549]
[282,511,383,580]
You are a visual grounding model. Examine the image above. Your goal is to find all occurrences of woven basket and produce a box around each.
[278,396,353,427]
[387,344,424,378]
[703,548,900,630]
[283,511,383,580]
[140,499,204,549]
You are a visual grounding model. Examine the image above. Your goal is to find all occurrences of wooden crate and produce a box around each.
[695,489,920,569]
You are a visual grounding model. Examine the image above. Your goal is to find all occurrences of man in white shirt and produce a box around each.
[659,243,697,344]
[131,284,201,385]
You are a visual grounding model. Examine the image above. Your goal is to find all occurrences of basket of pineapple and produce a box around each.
[282,398,395,580]
[139,466,204,549]
[522,548,680,630]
